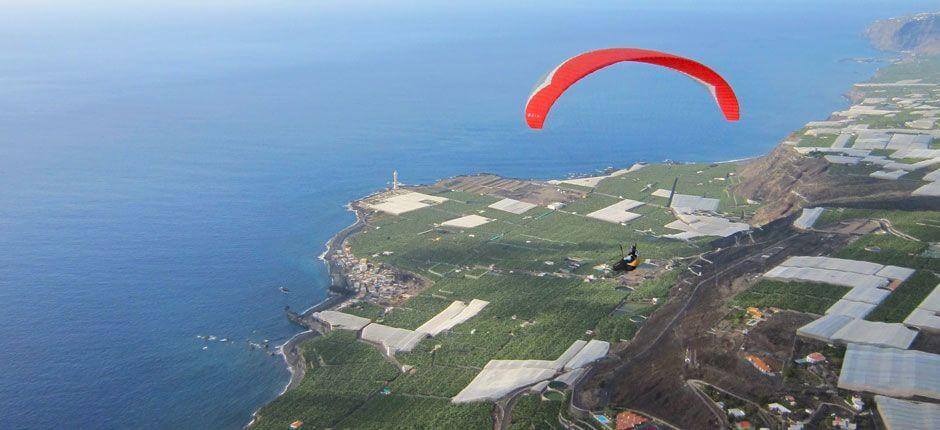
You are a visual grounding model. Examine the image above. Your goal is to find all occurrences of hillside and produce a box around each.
[866,12,940,55]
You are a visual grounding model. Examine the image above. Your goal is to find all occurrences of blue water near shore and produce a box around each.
[1,1,935,428]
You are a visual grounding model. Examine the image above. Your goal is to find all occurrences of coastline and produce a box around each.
[246,203,369,428]
[246,151,817,428]
[246,33,923,426]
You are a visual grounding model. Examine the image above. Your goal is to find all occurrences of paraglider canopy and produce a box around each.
[525,48,739,129]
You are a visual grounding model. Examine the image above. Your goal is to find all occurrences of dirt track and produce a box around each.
[574,216,855,429]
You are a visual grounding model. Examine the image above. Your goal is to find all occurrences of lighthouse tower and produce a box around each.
[392,170,399,190]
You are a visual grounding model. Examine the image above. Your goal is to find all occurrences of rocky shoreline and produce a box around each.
[247,203,370,429]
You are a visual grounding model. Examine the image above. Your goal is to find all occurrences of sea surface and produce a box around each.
[1,1,935,428]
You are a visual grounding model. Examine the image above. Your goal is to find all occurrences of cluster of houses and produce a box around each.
[754,256,940,429]
[332,245,421,304]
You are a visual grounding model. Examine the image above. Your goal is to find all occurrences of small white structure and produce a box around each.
[824,155,861,165]
[829,319,918,349]
[452,339,609,403]
[488,198,537,215]
[779,256,884,274]
[312,311,372,331]
[669,194,720,212]
[875,395,940,430]
[552,164,645,188]
[360,323,427,355]
[836,105,898,118]
[415,299,489,336]
[863,155,893,166]
[841,286,892,304]
[892,148,940,159]
[832,133,853,148]
[870,170,907,180]
[368,192,448,215]
[805,120,850,128]
[796,147,871,157]
[853,132,891,150]
[664,213,749,239]
[793,207,825,230]
[451,361,557,403]
[360,298,489,355]
[839,345,940,400]
[553,368,586,386]
[551,340,588,370]
[442,214,492,229]
[887,133,932,151]
[797,314,918,349]
[904,284,940,332]
[924,168,940,182]
[913,181,940,197]
[562,339,610,371]
[825,300,877,319]
[585,199,644,224]
[768,403,792,414]
[763,256,907,290]
[876,265,916,281]
[797,314,854,342]
[651,188,672,198]
[906,117,938,129]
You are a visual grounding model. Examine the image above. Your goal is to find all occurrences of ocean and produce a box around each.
[0,1,934,428]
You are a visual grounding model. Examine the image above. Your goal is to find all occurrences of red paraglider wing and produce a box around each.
[524,48,739,129]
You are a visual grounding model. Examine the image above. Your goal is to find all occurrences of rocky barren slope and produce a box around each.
[866,12,940,55]
[732,144,923,225]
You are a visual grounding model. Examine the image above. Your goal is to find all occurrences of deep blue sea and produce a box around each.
[1,1,935,428]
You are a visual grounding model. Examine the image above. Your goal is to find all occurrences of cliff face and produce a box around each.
[866,12,940,55]
[733,145,920,225]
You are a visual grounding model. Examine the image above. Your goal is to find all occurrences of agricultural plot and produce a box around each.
[390,274,625,369]
[341,301,386,320]
[855,111,921,129]
[594,162,745,214]
[816,208,940,242]
[259,269,657,429]
[351,190,705,277]
[732,280,850,315]
[250,331,399,430]
[387,365,480,398]
[835,234,938,272]
[261,174,711,428]
[866,271,940,323]
[508,394,565,430]
[334,395,493,430]
[869,56,940,83]
[795,132,838,148]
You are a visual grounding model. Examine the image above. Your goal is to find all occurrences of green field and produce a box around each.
[731,279,851,315]
[835,234,938,272]
[250,331,400,429]
[816,208,940,242]
[871,56,940,83]
[815,208,940,272]
[348,168,738,279]
[251,164,755,429]
[794,132,839,148]
[508,394,565,430]
[253,266,683,429]
[342,301,386,320]
[866,271,939,323]
[593,162,752,216]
